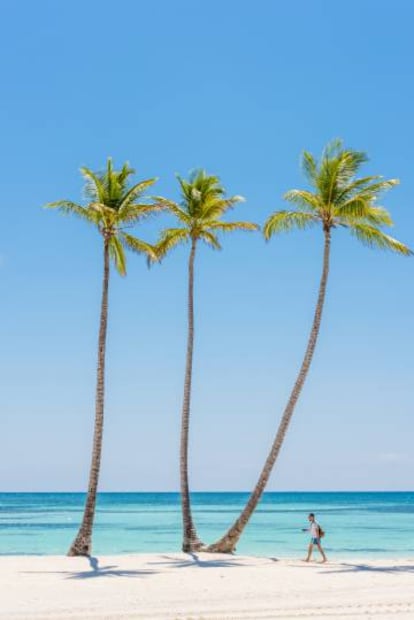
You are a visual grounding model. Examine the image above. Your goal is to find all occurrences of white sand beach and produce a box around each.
[1,553,413,620]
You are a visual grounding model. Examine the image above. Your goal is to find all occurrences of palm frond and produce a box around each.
[151,197,191,224]
[80,167,106,203]
[200,231,222,250]
[283,189,322,212]
[117,203,165,225]
[321,138,344,160]
[45,200,100,225]
[338,178,399,207]
[356,178,399,195]
[335,176,386,203]
[118,178,157,212]
[106,158,113,198]
[153,227,190,261]
[120,232,157,261]
[118,161,135,185]
[263,211,318,239]
[301,151,318,185]
[349,223,412,255]
[201,195,245,220]
[177,175,191,202]
[335,150,368,186]
[360,207,394,227]
[108,235,127,276]
[335,199,393,226]
[205,221,259,233]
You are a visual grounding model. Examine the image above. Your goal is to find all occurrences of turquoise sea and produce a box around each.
[1,492,413,558]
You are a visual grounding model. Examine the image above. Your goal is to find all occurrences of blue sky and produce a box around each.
[0,0,413,492]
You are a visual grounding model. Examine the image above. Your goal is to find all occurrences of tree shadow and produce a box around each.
[20,556,157,580]
[322,562,414,575]
[147,553,250,569]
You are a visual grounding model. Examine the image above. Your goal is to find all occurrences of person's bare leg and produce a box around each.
[317,542,327,562]
[304,543,313,561]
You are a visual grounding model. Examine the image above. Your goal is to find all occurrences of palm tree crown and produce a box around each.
[264,139,411,255]
[154,169,258,255]
[47,158,161,269]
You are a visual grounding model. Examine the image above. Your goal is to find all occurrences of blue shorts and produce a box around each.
[311,537,320,544]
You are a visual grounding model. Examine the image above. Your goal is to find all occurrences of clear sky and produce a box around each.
[1,0,413,492]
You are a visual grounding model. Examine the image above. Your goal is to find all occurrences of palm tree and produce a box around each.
[154,170,258,552]
[207,139,412,553]
[47,159,161,556]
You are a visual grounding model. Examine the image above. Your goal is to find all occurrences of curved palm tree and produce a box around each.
[207,139,412,553]
[47,158,161,556]
[154,170,258,552]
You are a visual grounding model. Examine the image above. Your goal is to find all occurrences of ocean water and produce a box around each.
[0,492,413,558]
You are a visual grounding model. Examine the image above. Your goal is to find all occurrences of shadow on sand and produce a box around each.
[322,562,414,575]
[19,553,249,580]
[147,552,249,569]
[20,556,157,580]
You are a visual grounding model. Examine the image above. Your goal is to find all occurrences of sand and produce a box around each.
[1,553,413,619]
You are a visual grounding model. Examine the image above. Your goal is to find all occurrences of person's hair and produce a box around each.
[309,513,315,517]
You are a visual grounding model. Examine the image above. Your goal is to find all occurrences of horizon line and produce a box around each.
[1,489,413,494]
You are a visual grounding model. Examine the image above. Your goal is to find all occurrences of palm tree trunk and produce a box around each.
[181,239,203,552]
[207,228,331,553]
[68,239,110,556]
